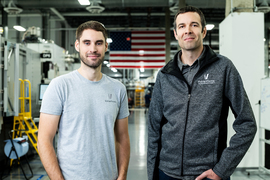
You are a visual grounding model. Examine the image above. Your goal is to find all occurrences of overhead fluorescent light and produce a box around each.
[107,38,112,43]
[206,24,215,30]
[139,50,144,54]
[111,68,117,72]
[78,0,90,5]
[13,25,26,32]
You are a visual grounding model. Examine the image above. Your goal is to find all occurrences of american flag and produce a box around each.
[109,31,166,69]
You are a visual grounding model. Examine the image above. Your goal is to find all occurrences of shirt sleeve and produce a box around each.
[116,84,130,120]
[40,78,64,116]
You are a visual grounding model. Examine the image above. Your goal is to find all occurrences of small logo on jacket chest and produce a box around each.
[198,73,215,85]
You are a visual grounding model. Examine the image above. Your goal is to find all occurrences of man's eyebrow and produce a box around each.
[178,22,200,26]
[177,23,185,28]
[191,22,200,25]
[82,39,104,43]
[96,40,104,43]
[82,39,90,43]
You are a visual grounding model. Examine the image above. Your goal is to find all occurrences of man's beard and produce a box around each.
[80,52,104,69]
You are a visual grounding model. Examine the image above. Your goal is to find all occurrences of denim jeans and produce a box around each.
[204,178,230,180]
[159,169,230,180]
[158,169,180,180]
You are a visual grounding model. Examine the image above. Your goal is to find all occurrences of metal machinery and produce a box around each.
[0,34,40,170]
[0,35,41,123]
[26,43,67,82]
[0,32,68,170]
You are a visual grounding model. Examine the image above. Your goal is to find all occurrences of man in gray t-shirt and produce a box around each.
[38,21,130,180]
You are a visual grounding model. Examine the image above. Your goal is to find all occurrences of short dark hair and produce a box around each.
[76,20,107,41]
[173,6,206,33]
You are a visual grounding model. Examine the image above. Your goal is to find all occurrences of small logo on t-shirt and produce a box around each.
[105,93,116,103]
[108,94,112,99]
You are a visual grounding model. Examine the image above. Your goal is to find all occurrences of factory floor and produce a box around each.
[1,109,270,180]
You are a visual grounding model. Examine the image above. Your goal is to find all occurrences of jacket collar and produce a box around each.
[161,45,218,79]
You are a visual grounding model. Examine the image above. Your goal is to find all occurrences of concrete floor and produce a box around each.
[1,109,270,180]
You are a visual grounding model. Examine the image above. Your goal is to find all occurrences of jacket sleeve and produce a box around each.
[212,61,257,180]
[147,71,164,180]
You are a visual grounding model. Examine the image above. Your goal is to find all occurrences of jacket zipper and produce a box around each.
[181,89,191,176]
[180,67,201,176]
[180,63,210,176]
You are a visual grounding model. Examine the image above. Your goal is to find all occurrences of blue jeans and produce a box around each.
[158,169,179,180]
[204,178,230,180]
[159,169,230,180]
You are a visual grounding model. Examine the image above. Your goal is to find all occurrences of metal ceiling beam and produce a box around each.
[9,0,169,8]
[61,12,166,16]
[50,8,65,21]
[47,27,166,31]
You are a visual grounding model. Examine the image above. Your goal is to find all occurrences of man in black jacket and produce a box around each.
[147,6,257,180]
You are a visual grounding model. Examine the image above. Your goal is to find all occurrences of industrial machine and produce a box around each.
[0,33,70,170]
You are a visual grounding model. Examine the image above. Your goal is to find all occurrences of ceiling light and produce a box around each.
[139,50,144,54]
[13,25,26,32]
[4,1,23,14]
[107,38,112,43]
[206,24,215,30]
[86,1,105,13]
[256,0,270,13]
[111,68,117,72]
[78,0,90,5]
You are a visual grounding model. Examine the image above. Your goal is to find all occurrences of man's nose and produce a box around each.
[89,44,97,52]
[185,26,192,34]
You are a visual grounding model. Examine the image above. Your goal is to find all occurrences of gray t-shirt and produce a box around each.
[40,70,129,180]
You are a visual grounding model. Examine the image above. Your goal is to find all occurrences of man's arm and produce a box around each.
[114,117,130,180]
[147,72,164,180]
[202,62,257,180]
[38,112,64,180]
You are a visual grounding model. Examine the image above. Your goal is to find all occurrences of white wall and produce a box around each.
[219,12,265,168]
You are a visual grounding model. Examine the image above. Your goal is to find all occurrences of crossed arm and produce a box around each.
[114,117,130,180]
[37,113,64,180]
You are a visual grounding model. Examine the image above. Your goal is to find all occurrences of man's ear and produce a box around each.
[173,29,178,40]
[202,27,207,39]
[105,42,108,52]
[75,40,79,52]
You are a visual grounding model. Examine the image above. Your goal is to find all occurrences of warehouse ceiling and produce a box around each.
[0,0,227,29]
[1,0,269,47]
[1,0,269,78]
[0,0,230,51]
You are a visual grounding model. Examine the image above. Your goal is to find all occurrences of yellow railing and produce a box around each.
[12,79,38,158]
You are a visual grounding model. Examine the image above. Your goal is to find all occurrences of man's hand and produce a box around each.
[195,169,222,180]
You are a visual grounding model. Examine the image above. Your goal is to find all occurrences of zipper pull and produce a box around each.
[188,94,191,101]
